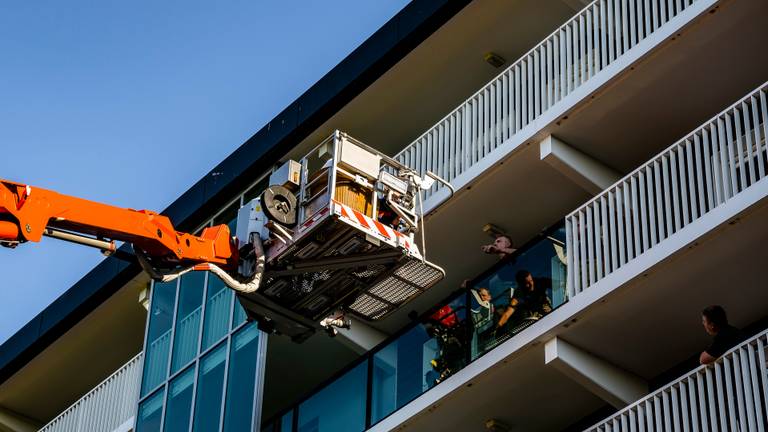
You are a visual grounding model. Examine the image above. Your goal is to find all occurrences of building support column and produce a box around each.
[0,407,40,432]
[539,135,622,195]
[335,316,387,355]
[545,337,648,408]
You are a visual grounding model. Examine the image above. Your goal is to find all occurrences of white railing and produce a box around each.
[585,329,768,431]
[40,352,143,432]
[395,0,708,199]
[566,82,768,296]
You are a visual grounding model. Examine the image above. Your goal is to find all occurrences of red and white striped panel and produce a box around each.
[331,200,421,258]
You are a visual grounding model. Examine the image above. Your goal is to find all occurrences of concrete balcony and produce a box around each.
[368,84,768,432]
[584,328,768,431]
[39,353,142,432]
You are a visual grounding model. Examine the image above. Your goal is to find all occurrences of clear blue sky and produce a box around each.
[0,0,410,344]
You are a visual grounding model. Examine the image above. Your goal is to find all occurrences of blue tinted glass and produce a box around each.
[371,325,434,423]
[164,367,195,432]
[171,273,205,373]
[142,281,177,396]
[136,388,164,432]
[232,300,247,329]
[202,275,233,351]
[470,229,565,360]
[280,411,294,432]
[298,361,367,432]
[223,323,261,432]
[193,342,227,431]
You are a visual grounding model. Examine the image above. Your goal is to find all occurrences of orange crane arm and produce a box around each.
[0,179,238,271]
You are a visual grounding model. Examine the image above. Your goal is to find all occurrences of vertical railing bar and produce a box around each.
[586,206,596,285]
[661,155,674,237]
[622,183,634,261]
[670,149,682,231]
[749,96,765,181]
[758,92,768,179]
[566,218,575,297]
[685,139,698,221]
[638,171,649,252]
[593,201,604,280]
[696,372,709,432]
[724,113,741,195]
[692,134,706,217]
[714,361,727,432]
[645,166,657,247]
[600,0,608,69]
[687,376,700,432]
[724,358,738,431]
[716,117,732,201]
[739,102,756,187]
[677,145,690,226]
[533,49,540,119]
[745,343,765,432]
[733,351,749,432]
[705,367,719,432]
[608,190,618,272]
[757,337,768,424]
[616,185,627,266]
[631,175,642,256]
[702,127,716,210]
[621,0,630,54]
[579,210,589,290]
[600,195,610,275]
[653,160,665,241]
[679,381,691,432]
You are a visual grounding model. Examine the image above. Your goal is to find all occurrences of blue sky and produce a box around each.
[0,0,410,344]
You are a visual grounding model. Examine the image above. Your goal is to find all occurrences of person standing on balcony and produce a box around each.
[699,305,744,365]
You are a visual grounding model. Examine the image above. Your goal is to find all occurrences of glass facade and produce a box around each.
[137,174,270,432]
[138,276,267,432]
[261,223,567,431]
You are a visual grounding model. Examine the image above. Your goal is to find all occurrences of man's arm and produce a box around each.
[700,350,717,365]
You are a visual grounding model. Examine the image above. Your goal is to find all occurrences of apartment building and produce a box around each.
[1,0,767,430]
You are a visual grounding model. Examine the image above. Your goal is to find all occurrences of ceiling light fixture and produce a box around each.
[484,52,506,68]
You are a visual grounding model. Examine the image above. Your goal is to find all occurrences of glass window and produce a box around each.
[279,411,294,432]
[233,300,248,329]
[371,325,435,423]
[164,366,195,432]
[214,201,239,236]
[142,281,178,396]
[243,177,269,204]
[193,342,228,431]
[223,323,261,432]
[136,388,165,432]
[171,273,205,373]
[202,275,233,351]
[297,361,367,432]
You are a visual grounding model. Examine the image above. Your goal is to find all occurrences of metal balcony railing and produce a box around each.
[39,352,143,432]
[566,81,768,296]
[395,0,711,201]
[585,328,768,431]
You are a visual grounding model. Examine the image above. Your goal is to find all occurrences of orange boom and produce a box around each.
[0,179,238,271]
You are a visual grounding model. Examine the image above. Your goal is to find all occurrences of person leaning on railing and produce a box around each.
[699,305,745,365]
[496,270,553,331]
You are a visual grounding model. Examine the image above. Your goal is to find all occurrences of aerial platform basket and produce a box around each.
[234,131,451,341]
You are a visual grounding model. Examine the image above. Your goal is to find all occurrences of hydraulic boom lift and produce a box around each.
[0,131,453,342]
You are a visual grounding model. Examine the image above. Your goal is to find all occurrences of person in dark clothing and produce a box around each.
[497,270,552,329]
[700,305,744,365]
